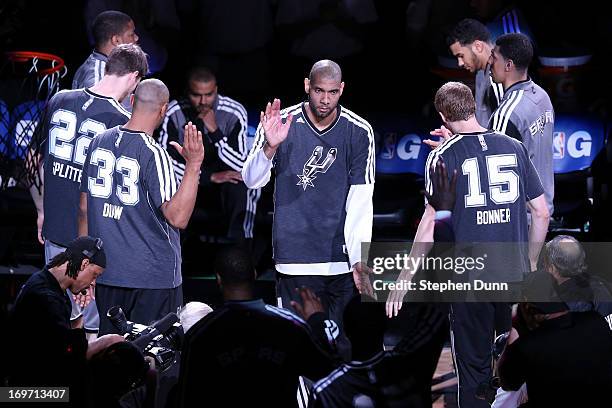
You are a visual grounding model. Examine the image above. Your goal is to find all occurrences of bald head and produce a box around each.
[309,60,342,83]
[543,235,587,278]
[133,79,169,113]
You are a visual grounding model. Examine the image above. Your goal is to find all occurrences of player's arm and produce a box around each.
[242,99,293,189]
[161,123,205,229]
[344,121,375,295]
[78,192,88,236]
[523,145,550,271]
[27,151,44,244]
[27,107,50,245]
[527,194,549,271]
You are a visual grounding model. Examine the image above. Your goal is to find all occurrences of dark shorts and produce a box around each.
[96,284,183,335]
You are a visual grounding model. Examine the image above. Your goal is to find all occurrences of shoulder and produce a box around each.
[339,106,373,133]
[50,88,81,104]
[217,95,248,120]
[281,102,303,119]
[165,99,184,118]
[102,98,131,119]
[263,304,308,326]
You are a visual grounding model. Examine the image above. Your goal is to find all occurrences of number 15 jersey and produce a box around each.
[80,126,181,289]
[425,131,544,281]
[38,89,130,246]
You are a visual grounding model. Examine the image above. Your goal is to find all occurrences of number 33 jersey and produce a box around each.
[38,89,130,246]
[80,126,182,289]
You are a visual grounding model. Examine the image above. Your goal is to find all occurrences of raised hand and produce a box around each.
[423,125,452,149]
[261,98,293,150]
[291,286,324,321]
[171,122,205,170]
[424,158,458,211]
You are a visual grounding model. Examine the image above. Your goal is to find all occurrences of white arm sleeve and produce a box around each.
[242,147,273,189]
[344,184,374,267]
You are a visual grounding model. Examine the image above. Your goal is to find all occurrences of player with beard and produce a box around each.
[158,67,257,245]
[242,60,375,357]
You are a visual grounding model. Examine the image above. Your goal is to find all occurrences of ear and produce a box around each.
[110,34,121,47]
[438,112,447,123]
[130,94,135,107]
[161,102,168,117]
[472,40,484,54]
[304,78,310,94]
[505,59,513,72]
[339,81,345,96]
[216,274,222,286]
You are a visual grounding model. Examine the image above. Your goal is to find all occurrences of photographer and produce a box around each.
[6,236,124,404]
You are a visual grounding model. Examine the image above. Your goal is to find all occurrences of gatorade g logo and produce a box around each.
[297,146,337,190]
[553,130,592,159]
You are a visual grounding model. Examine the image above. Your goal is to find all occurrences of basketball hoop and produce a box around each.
[0,51,68,190]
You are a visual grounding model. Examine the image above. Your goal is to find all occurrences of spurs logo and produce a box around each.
[296,146,337,190]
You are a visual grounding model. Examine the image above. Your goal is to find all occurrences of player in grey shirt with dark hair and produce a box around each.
[447,19,504,127]
[79,79,204,334]
[489,33,555,215]
[73,10,139,113]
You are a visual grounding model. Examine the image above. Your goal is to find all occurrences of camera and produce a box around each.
[107,306,184,371]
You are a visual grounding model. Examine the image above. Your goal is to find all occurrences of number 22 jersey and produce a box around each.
[38,89,130,246]
[80,126,181,289]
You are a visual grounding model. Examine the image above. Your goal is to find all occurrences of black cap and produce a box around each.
[66,236,106,268]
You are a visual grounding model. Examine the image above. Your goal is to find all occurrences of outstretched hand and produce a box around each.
[170,122,205,169]
[424,125,452,149]
[424,158,457,211]
[261,98,293,150]
[291,287,324,321]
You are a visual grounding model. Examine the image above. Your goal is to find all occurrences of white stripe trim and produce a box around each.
[424,135,465,196]
[264,304,306,325]
[492,91,518,131]
[313,366,349,393]
[217,104,248,157]
[339,110,375,184]
[140,134,168,202]
[145,191,179,286]
[500,90,524,135]
[108,98,131,119]
[218,95,248,155]
[341,108,376,183]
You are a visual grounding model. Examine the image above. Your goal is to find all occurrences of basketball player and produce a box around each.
[158,67,258,244]
[30,44,147,333]
[387,82,549,407]
[79,79,204,335]
[242,60,375,346]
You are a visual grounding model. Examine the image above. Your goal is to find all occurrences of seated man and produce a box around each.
[540,235,612,329]
[176,247,338,407]
[498,272,612,407]
[6,236,124,405]
[158,67,258,245]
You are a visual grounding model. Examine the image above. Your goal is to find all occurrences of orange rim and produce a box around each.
[5,51,65,75]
